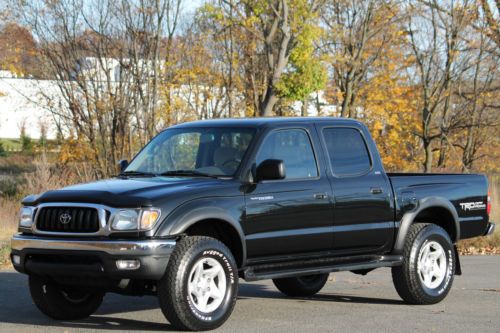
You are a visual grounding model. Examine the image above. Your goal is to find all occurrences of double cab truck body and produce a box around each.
[11,118,495,330]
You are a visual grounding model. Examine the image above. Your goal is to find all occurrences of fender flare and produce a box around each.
[392,196,460,254]
[155,199,247,266]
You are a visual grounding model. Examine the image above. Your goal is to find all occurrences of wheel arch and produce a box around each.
[392,196,460,255]
[155,205,247,268]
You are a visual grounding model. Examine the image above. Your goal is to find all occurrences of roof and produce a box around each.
[172,117,362,129]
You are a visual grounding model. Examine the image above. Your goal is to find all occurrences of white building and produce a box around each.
[0,75,61,139]
[0,67,338,141]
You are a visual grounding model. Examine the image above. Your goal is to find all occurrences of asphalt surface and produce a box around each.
[0,256,499,333]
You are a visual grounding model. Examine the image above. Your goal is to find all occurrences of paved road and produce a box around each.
[0,256,499,333]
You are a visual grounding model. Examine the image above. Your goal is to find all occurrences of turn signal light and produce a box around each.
[140,210,161,230]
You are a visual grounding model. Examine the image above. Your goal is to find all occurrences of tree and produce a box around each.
[0,22,43,77]
[204,0,323,116]
[450,14,500,172]
[170,24,232,121]
[356,12,420,171]
[13,0,183,176]
[321,0,402,118]
[480,0,500,48]
[406,0,474,172]
[275,21,327,115]
[19,119,33,152]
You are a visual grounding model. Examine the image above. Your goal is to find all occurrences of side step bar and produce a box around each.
[243,255,403,281]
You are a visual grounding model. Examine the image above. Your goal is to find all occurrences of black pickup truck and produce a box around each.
[11,118,495,331]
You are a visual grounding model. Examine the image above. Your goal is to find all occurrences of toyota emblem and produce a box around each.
[59,212,72,224]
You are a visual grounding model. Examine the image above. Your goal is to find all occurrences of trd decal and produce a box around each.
[459,202,486,211]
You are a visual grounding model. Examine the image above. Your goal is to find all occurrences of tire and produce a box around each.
[29,275,104,320]
[273,273,329,297]
[392,223,455,305]
[158,236,238,331]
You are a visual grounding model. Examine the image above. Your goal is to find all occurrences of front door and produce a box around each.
[243,127,334,259]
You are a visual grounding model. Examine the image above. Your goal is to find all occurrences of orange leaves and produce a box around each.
[0,23,40,77]
[58,136,95,165]
[355,16,420,172]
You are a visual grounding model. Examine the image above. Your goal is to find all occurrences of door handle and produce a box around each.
[314,193,328,200]
[370,187,383,195]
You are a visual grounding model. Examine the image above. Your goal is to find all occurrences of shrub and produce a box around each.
[21,135,33,152]
[0,177,20,198]
[0,142,6,157]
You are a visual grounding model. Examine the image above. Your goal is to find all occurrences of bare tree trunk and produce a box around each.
[423,138,433,173]
[260,87,280,117]
[301,97,309,116]
[259,0,291,117]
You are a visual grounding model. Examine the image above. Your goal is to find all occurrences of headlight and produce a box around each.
[112,210,139,230]
[19,207,35,228]
[111,208,161,231]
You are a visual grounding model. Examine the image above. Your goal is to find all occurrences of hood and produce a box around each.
[23,176,229,207]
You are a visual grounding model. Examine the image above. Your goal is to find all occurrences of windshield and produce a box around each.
[125,127,256,177]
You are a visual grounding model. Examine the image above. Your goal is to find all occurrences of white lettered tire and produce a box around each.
[392,223,455,304]
[158,236,238,331]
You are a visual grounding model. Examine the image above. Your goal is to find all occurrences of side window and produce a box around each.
[256,129,318,179]
[322,128,371,176]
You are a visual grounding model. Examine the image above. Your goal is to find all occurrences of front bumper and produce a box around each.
[484,222,496,236]
[10,233,176,281]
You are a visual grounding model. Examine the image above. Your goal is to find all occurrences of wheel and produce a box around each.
[392,223,455,305]
[273,273,329,297]
[29,275,104,320]
[158,236,238,331]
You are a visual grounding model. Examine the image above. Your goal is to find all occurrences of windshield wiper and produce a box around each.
[118,170,156,177]
[158,170,221,179]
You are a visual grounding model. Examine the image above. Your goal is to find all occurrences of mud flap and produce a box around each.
[454,245,462,275]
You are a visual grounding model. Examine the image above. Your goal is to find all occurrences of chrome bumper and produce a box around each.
[484,223,496,236]
[10,233,177,280]
[11,233,176,255]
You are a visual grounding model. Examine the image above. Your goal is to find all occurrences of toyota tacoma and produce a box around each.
[11,117,495,330]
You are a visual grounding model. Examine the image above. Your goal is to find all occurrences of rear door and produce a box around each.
[243,126,334,259]
[317,124,394,253]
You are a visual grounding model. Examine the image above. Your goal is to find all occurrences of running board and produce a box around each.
[243,255,403,281]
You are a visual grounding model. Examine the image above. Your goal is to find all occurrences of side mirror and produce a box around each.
[256,159,285,181]
[118,159,129,172]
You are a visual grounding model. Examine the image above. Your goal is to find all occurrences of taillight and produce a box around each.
[487,190,491,216]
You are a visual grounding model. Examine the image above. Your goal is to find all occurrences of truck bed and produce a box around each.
[387,173,489,240]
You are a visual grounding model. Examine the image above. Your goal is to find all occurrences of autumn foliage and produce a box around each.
[0,0,498,176]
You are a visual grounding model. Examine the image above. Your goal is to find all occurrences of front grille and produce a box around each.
[36,207,100,233]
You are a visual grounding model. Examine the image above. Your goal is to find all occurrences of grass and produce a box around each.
[0,199,19,240]
[0,138,22,151]
[0,138,60,153]
[0,198,20,268]
[0,243,11,268]
[0,198,20,267]
[0,153,35,174]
